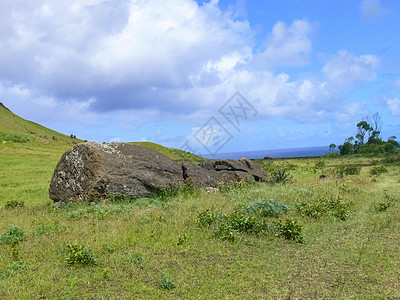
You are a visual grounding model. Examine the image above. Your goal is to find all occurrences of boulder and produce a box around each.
[49,142,265,202]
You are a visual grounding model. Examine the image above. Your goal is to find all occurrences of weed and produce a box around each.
[227,213,256,233]
[101,244,117,253]
[374,201,392,212]
[275,219,304,243]
[0,224,26,245]
[102,268,110,279]
[4,200,25,209]
[268,165,293,183]
[34,223,67,236]
[65,243,98,266]
[0,133,30,143]
[369,165,388,176]
[159,271,176,290]
[0,261,25,280]
[242,199,290,218]
[315,160,325,170]
[129,252,144,268]
[335,164,362,175]
[213,223,236,242]
[197,209,215,227]
[177,234,188,246]
[297,197,351,221]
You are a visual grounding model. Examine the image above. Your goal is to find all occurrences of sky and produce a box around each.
[0,0,399,156]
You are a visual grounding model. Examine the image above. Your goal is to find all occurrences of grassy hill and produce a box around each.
[0,102,80,146]
[133,141,206,163]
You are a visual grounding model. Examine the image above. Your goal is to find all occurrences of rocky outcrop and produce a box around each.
[49,142,265,202]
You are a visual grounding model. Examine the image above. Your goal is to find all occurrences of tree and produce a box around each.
[329,143,336,153]
[355,121,372,145]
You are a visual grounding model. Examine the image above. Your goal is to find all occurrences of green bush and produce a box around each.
[335,164,362,175]
[159,272,176,290]
[65,243,98,266]
[197,209,215,227]
[242,199,290,218]
[275,219,304,243]
[297,197,351,221]
[4,201,25,209]
[374,201,392,212]
[227,213,256,233]
[0,225,26,245]
[269,165,293,183]
[0,133,30,143]
[369,165,388,176]
[0,261,25,280]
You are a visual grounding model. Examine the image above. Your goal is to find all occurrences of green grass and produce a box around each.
[133,141,205,163]
[1,141,400,298]
[0,103,80,146]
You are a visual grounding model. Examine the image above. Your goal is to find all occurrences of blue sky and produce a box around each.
[0,0,399,155]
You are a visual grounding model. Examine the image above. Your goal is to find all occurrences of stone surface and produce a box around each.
[49,142,265,201]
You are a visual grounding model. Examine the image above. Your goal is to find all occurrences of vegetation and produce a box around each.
[1,140,400,298]
[1,106,400,298]
[133,141,205,163]
[336,113,399,156]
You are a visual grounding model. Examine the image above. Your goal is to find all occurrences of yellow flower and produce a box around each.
[2,141,5,144]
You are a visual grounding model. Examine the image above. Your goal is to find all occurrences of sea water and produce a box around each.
[201,145,330,160]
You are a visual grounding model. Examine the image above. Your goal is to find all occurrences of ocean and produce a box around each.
[201,145,330,160]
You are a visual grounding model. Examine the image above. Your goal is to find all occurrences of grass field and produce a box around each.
[1,141,400,299]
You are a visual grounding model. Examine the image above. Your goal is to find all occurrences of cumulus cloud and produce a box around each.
[322,50,380,89]
[253,19,315,68]
[360,0,390,22]
[0,0,382,131]
[386,98,400,116]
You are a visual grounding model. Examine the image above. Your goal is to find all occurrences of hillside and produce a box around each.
[133,141,206,163]
[0,102,81,146]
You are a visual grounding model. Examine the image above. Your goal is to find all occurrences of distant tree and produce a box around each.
[355,121,372,145]
[338,142,354,155]
[329,143,336,153]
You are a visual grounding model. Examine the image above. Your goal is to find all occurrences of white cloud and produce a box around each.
[322,50,380,89]
[334,102,369,123]
[386,98,400,116]
[360,0,390,22]
[0,1,383,132]
[253,19,315,68]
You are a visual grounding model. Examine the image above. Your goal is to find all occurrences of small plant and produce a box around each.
[0,261,25,280]
[275,219,304,243]
[335,164,362,175]
[242,199,290,218]
[315,160,325,170]
[102,244,117,253]
[269,165,293,183]
[374,201,392,212]
[177,234,188,246]
[0,224,26,245]
[213,223,236,242]
[369,165,388,176]
[65,243,98,266]
[159,271,176,290]
[4,200,25,209]
[197,209,215,227]
[129,252,144,268]
[227,213,256,233]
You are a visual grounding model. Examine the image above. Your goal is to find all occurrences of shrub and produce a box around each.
[275,219,304,243]
[242,199,290,218]
[197,209,215,227]
[65,243,98,266]
[369,165,388,176]
[0,225,26,245]
[159,272,176,290]
[227,213,256,233]
[4,201,25,209]
[0,261,25,280]
[374,201,392,212]
[297,197,351,221]
[269,165,293,183]
[213,223,236,242]
[0,133,30,143]
[315,160,325,170]
[335,164,362,175]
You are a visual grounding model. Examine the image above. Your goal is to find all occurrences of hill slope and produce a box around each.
[0,102,80,146]
[133,141,206,163]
